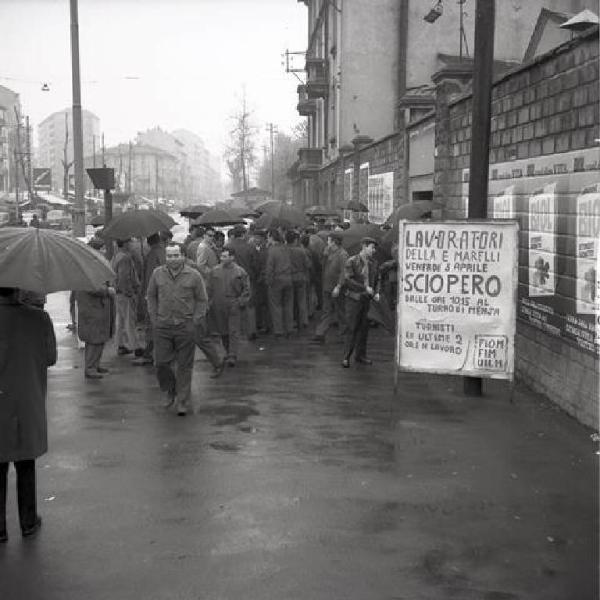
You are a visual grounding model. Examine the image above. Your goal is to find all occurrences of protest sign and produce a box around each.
[396,220,518,379]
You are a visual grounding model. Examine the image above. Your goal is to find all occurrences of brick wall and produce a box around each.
[436,29,600,428]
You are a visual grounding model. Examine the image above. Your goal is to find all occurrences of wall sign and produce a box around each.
[368,171,394,224]
[396,220,518,379]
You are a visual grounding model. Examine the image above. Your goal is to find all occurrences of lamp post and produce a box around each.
[69,0,85,236]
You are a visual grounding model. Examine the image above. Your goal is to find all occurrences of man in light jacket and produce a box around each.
[147,244,208,416]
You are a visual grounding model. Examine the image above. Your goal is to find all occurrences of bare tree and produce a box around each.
[224,90,257,193]
[61,113,73,200]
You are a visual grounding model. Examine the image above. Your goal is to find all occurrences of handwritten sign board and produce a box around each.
[396,220,519,379]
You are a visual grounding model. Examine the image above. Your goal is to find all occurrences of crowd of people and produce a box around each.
[71,218,397,417]
[0,215,399,542]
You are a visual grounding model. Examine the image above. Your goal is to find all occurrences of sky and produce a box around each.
[0,0,307,169]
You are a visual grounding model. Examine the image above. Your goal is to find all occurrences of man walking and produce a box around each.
[265,229,293,338]
[312,232,348,343]
[133,233,166,366]
[207,247,251,367]
[286,230,311,333]
[112,238,141,356]
[0,287,57,541]
[342,237,379,368]
[146,244,208,416]
[196,227,219,279]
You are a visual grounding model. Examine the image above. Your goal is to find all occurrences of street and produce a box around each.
[0,292,597,600]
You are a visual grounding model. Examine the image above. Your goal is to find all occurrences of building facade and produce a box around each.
[137,127,222,205]
[37,107,100,195]
[0,85,22,194]
[291,0,599,217]
[84,142,179,204]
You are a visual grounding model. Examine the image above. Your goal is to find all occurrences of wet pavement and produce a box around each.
[1,292,598,600]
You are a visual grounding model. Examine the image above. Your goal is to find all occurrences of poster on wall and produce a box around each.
[528,183,556,297]
[576,183,600,315]
[368,171,394,224]
[396,220,519,379]
[343,168,353,205]
[486,148,599,357]
[492,185,515,219]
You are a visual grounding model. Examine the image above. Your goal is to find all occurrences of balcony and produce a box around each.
[297,85,317,116]
[305,57,328,99]
[297,147,322,177]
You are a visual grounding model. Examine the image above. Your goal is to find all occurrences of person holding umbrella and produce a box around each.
[341,237,380,368]
[0,287,57,541]
[112,238,141,356]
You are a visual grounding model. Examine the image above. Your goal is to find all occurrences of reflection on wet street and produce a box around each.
[0,293,597,600]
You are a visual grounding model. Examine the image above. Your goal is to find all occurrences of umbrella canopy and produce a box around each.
[254,200,283,214]
[336,223,385,256]
[384,200,435,225]
[90,215,104,227]
[229,206,260,219]
[254,210,308,230]
[102,209,176,240]
[0,227,115,294]
[179,204,211,218]
[305,205,339,217]
[344,201,369,212]
[194,209,243,227]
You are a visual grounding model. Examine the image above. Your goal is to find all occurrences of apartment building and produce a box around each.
[37,107,100,195]
[0,85,22,194]
[291,0,598,212]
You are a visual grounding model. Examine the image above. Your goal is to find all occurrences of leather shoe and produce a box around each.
[342,359,350,368]
[176,406,188,417]
[117,346,132,356]
[226,357,236,367]
[96,366,109,373]
[210,359,226,379]
[355,357,373,365]
[22,516,42,538]
[85,370,103,379]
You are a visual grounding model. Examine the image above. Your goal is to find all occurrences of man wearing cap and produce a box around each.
[265,229,294,338]
[342,237,380,368]
[312,232,348,343]
[249,229,270,334]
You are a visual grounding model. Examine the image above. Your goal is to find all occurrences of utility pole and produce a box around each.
[128,141,132,195]
[155,155,159,209]
[70,0,85,236]
[464,0,495,397]
[101,132,105,167]
[13,109,22,222]
[26,116,33,203]
[266,122,277,200]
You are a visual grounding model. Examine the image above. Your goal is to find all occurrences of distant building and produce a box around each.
[0,85,22,194]
[37,107,100,194]
[136,127,223,204]
[84,142,178,203]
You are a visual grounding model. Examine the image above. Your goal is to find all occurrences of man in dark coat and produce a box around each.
[226,225,259,340]
[312,232,348,343]
[133,233,166,366]
[76,284,116,379]
[0,287,57,541]
[207,247,251,366]
[265,229,294,338]
[342,237,380,368]
[286,230,311,332]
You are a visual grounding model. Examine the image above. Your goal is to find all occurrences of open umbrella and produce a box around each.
[180,204,211,218]
[254,200,282,214]
[254,204,308,229]
[344,201,369,212]
[90,214,105,227]
[194,209,243,227]
[101,209,176,239]
[229,206,260,219]
[305,205,339,217]
[0,227,115,294]
[384,200,435,225]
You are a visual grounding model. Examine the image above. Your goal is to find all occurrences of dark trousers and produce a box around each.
[154,324,196,410]
[344,296,370,360]
[84,342,104,372]
[316,291,347,338]
[268,283,294,335]
[0,459,37,534]
[193,321,222,368]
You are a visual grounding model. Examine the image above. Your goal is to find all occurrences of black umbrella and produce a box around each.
[180,204,211,218]
[194,209,244,227]
[102,209,176,239]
